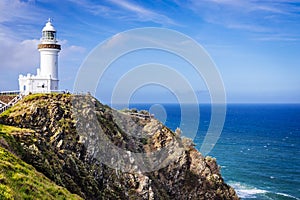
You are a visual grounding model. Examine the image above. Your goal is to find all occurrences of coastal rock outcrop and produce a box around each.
[0,93,239,200]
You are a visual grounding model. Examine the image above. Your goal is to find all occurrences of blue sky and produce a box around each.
[0,0,300,103]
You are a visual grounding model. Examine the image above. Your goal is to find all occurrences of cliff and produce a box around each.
[0,93,239,200]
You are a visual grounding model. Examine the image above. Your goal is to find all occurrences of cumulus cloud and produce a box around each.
[0,38,86,71]
[59,39,86,60]
[0,38,40,71]
[0,0,42,71]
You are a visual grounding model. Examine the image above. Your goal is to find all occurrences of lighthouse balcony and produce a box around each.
[38,44,61,50]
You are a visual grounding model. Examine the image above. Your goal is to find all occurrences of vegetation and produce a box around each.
[0,108,12,119]
[0,124,82,200]
[0,146,82,200]
[0,124,33,135]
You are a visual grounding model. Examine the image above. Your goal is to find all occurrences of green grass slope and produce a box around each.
[0,124,82,200]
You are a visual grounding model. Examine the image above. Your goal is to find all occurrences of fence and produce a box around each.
[0,90,20,96]
[0,94,23,114]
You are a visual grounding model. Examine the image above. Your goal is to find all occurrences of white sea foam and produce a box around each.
[228,181,300,200]
[276,193,300,200]
[228,182,267,199]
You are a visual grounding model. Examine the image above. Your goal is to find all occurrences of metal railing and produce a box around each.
[0,94,23,114]
[128,112,155,120]
[0,90,20,96]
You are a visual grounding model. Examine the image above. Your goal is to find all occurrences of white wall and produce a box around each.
[39,49,59,80]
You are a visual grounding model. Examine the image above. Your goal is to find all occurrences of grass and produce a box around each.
[0,124,82,200]
[23,93,71,102]
[0,93,73,125]
[0,124,34,150]
[23,93,46,102]
[0,109,12,119]
[0,124,33,135]
[0,147,82,199]
[0,101,25,119]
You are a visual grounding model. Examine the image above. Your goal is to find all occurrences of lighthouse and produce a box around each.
[38,19,61,88]
[19,19,61,95]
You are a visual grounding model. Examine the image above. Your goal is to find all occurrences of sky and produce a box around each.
[0,0,300,104]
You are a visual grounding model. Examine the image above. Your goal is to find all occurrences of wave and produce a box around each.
[273,193,300,200]
[228,182,267,199]
[228,181,300,200]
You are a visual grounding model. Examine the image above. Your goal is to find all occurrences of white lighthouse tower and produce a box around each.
[38,18,61,89]
[19,19,61,95]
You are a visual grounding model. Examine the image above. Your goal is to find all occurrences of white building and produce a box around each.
[19,19,61,95]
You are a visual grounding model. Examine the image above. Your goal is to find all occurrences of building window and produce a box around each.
[23,85,26,91]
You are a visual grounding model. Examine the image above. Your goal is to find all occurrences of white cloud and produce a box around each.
[0,36,86,91]
[0,1,86,92]
[225,23,268,32]
[196,0,300,15]
[0,0,43,23]
[0,34,85,78]
[59,39,86,59]
[0,0,58,40]
[108,0,176,25]
[253,34,300,42]
[67,0,112,16]
[0,38,39,71]
[0,0,86,73]
[68,0,176,25]
[180,0,300,41]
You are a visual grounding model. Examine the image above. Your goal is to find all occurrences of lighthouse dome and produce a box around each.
[41,19,59,43]
[42,19,56,32]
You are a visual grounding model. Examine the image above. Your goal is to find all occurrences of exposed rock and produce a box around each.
[0,93,239,200]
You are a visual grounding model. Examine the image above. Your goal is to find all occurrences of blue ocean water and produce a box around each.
[125,104,300,200]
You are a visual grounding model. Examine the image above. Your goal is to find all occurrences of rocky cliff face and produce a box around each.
[0,93,239,200]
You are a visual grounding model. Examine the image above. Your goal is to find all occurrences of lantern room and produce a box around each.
[41,18,57,43]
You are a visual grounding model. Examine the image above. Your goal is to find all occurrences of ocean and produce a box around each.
[122,103,300,200]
